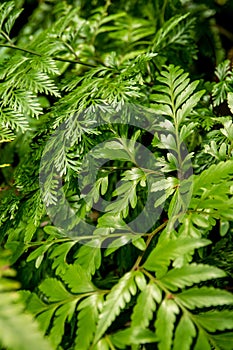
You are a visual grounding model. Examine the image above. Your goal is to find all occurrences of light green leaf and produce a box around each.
[211,332,233,350]
[74,241,102,276]
[97,213,129,229]
[159,263,226,291]
[131,282,160,328]
[192,160,233,193]
[49,302,76,347]
[194,330,211,350]
[227,91,233,114]
[177,90,205,124]
[111,327,158,347]
[101,176,108,196]
[175,80,199,110]
[92,338,110,350]
[194,310,233,332]
[75,294,103,350]
[39,278,72,302]
[61,264,96,293]
[132,237,147,251]
[0,292,53,350]
[155,299,179,350]
[143,237,210,277]
[104,235,132,256]
[173,314,196,350]
[152,104,173,116]
[177,287,233,310]
[94,271,138,342]
[37,308,57,333]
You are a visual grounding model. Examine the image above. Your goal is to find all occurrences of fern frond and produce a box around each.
[143,237,210,277]
[49,302,76,348]
[0,292,53,350]
[60,264,96,293]
[0,253,53,350]
[39,278,72,302]
[131,282,161,329]
[153,14,192,50]
[0,124,14,142]
[94,271,138,343]
[75,294,103,350]
[0,1,23,39]
[73,241,102,277]
[176,286,233,309]
[0,107,29,133]
[159,263,226,291]
[194,310,233,332]
[155,299,179,350]
[173,314,196,350]
[212,59,233,107]
[151,64,205,126]
[192,160,233,191]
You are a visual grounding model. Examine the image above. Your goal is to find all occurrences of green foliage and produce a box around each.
[1,1,233,350]
[0,250,53,350]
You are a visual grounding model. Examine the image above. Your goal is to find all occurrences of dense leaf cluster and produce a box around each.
[0,1,233,349]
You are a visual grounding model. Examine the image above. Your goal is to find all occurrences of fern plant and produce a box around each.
[0,1,233,350]
[0,249,53,350]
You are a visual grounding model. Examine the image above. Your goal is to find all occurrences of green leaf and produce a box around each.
[177,90,205,124]
[194,310,233,332]
[74,241,102,277]
[92,338,110,350]
[143,237,210,277]
[177,287,233,310]
[100,176,109,196]
[49,302,76,347]
[75,294,103,350]
[155,299,179,350]
[175,80,199,110]
[97,213,129,230]
[0,292,53,350]
[227,91,233,114]
[61,264,96,293]
[131,282,161,328]
[49,241,76,274]
[94,271,138,342]
[39,278,72,302]
[19,291,46,315]
[132,237,147,251]
[153,14,190,50]
[111,327,158,347]
[173,314,196,350]
[36,307,57,333]
[194,330,211,350]
[159,263,226,291]
[26,243,53,268]
[211,332,233,350]
[104,235,132,256]
[192,160,233,192]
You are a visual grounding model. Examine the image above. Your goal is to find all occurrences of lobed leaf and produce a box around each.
[143,237,210,277]
[159,263,226,291]
[155,299,179,350]
[176,286,233,310]
[94,271,138,343]
[131,282,161,329]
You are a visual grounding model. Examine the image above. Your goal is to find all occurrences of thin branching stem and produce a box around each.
[0,43,97,67]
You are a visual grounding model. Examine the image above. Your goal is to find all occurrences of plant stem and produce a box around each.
[105,335,116,350]
[160,0,168,26]
[131,220,168,270]
[0,43,97,68]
